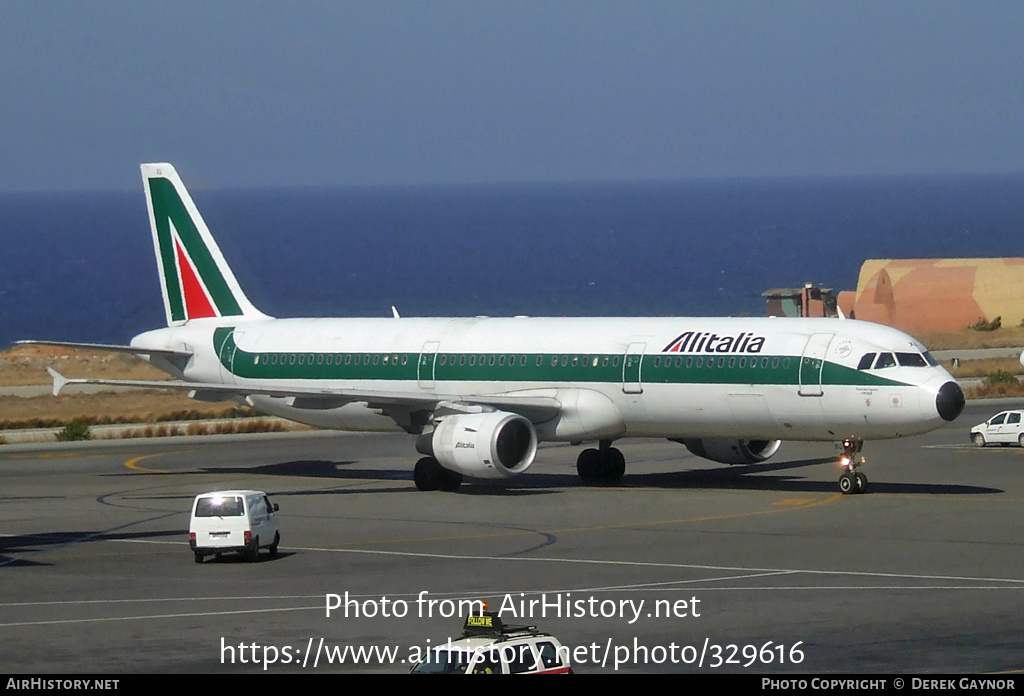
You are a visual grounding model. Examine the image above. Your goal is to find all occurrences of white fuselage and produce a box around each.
[132,315,959,444]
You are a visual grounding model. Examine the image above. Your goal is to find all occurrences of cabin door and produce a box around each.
[622,342,646,394]
[798,333,834,396]
[418,341,440,389]
[214,328,237,384]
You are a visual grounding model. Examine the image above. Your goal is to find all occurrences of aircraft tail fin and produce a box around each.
[141,163,269,326]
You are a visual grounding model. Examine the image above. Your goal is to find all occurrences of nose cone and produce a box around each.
[936,381,965,422]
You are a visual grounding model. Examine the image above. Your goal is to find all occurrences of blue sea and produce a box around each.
[1,174,1023,347]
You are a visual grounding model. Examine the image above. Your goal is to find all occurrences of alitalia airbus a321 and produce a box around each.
[24,163,965,494]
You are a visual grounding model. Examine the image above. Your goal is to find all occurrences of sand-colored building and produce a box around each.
[837,258,1024,334]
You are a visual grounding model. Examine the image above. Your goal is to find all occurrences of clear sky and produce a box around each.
[2,0,1023,191]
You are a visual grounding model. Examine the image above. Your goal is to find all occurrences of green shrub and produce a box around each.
[55,419,93,442]
[972,316,1002,332]
[986,369,1018,386]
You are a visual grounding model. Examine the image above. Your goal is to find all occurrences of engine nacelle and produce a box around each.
[677,438,782,464]
[426,411,538,479]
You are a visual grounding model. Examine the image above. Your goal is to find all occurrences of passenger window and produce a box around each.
[1009,413,1021,425]
[858,353,876,370]
[874,353,896,369]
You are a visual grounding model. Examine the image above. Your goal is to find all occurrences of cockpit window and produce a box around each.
[874,353,896,369]
[857,353,876,370]
[922,351,938,366]
[896,352,928,367]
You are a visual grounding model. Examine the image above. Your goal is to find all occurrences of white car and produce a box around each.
[410,612,572,674]
[189,490,280,563]
[971,410,1024,447]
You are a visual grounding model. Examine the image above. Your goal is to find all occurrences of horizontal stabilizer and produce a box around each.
[18,340,192,359]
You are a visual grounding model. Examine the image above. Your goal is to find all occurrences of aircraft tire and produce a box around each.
[854,472,868,494]
[438,467,464,492]
[839,472,856,495]
[414,457,441,491]
[576,449,601,484]
[606,448,626,482]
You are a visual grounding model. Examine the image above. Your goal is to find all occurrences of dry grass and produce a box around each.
[916,326,1024,351]
[0,344,170,386]
[111,419,292,439]
[943,357,1023,379]
[0,391,245,429]
[965,380,1024,399]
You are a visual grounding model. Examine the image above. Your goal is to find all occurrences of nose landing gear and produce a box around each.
[837,438,868,494]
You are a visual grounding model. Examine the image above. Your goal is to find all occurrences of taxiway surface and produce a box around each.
[1,399,1022,674]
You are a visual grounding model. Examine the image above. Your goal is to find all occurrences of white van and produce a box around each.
[189,490,280,563]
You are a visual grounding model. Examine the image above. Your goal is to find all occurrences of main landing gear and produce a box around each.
[837,438,868,495]
[577,440,625,484]
[413,456,463,492]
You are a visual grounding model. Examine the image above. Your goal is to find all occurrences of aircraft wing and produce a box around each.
[46,369,561,424]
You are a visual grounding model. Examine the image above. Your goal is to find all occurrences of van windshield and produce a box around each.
[195,496,245,517]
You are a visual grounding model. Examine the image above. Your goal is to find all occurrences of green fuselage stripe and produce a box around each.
[213,328,907,389]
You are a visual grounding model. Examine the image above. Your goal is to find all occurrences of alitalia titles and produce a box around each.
[663,331,766,354]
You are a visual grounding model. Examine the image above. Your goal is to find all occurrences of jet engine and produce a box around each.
[677,438,782,464]
[424,411,538,479]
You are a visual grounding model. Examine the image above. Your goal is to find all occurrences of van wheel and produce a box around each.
[248,536,259,563]
[269,532,280,557]
[193,552,203,564]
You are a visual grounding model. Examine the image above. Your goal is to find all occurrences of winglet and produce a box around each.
[47,367,69,397]
[392,305,401,319]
